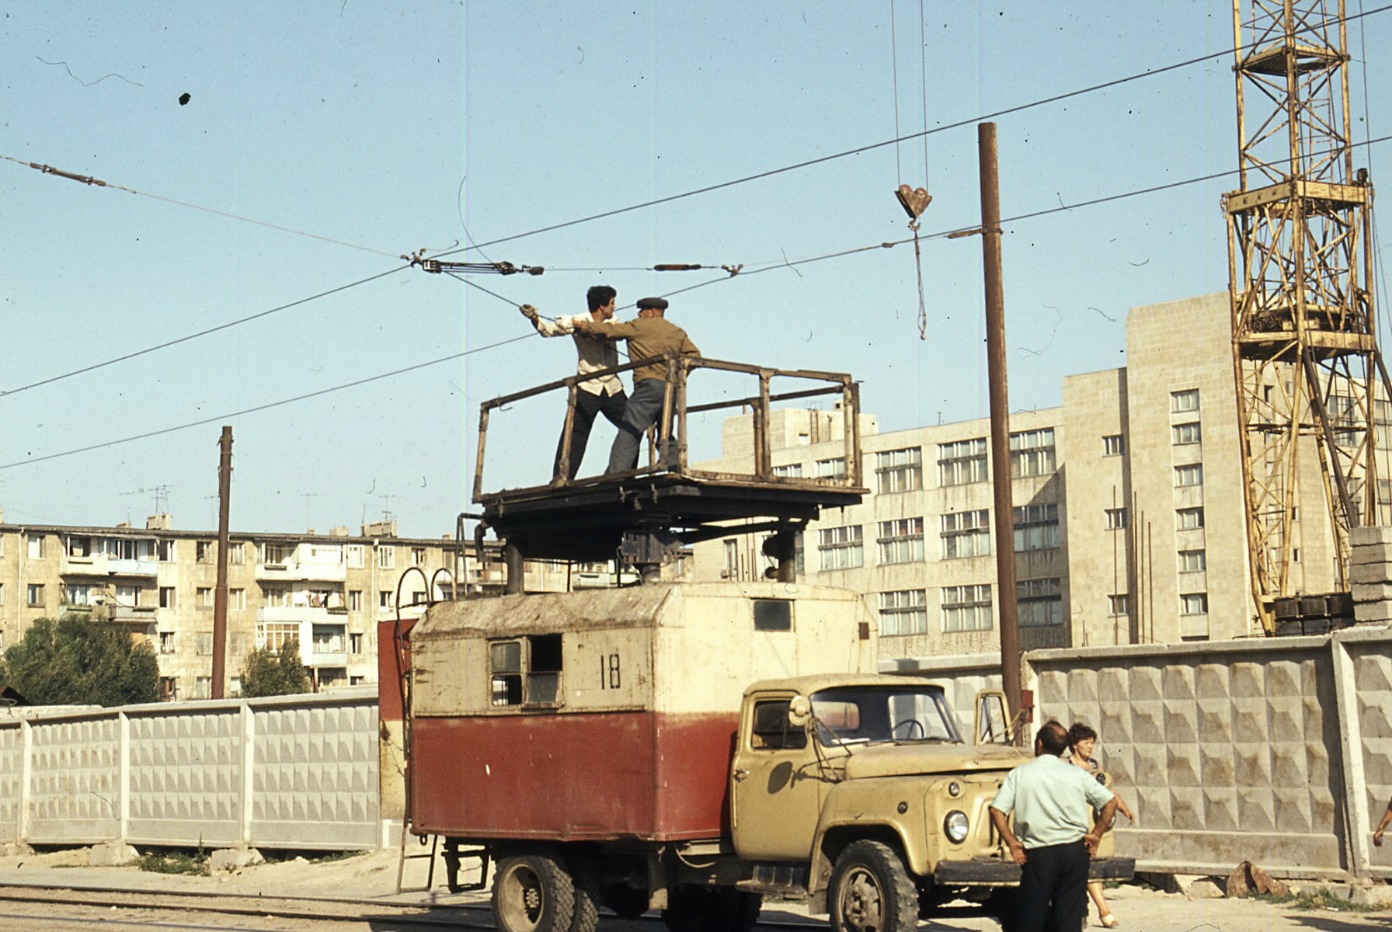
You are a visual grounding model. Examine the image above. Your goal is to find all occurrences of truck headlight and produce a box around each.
[944,810,970,843]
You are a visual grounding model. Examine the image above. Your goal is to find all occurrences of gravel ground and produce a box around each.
[0,845,1389,931]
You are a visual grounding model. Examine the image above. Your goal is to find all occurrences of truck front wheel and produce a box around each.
[828,840,918,932]
[492,854,577,932]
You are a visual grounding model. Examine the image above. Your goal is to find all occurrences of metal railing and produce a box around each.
[473,354,864,499]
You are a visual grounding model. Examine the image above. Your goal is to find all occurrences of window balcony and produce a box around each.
[60,553,158,577]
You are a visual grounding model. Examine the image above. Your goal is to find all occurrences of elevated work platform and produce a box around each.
[472,356,868,568]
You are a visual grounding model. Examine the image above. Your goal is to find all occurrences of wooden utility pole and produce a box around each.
[978,122,1022,738]
[211,426,233,699]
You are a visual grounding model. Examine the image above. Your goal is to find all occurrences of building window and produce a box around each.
[257,621,300,651]
[379,590,395,610]
[262,584,289,607]
[1172,389,1200,413]
[116,584,141,607]
[350,632,363,654]
[1181,592,1209,615]
[1010,428,1056,477]
[773,463,804,478]
[412,547,427,566]
[159,632,176,654]
[228,542,246,564]
[1178,550,1207,573]
[1109,594,1129,616]
[27,534,44,559]
[197,587,213,609]
[941,510,991,559]
[1105,507,1128,530]
[195,632,214,656]
[263,542,294,564]
[816,458,846,480]
[760,531,804,576]
[1175,464,1204,487]
[378,546,396,569]
[877,518,925,565]
[66,584,91,607]
[230,587,246,610]
[158,587,176,609]
[939,438,988,486]
[876,447,923,494]
[196,541,213,563]
[1017,578,1063,627]
[193,677,212,700]
[1172,422,1202,445]
[1102,434,1125,457]
[817,525,863,570]
[879,589,928,636]
[349,590,363,611]
[347,545,366,568]
[942,584,992,633]
[26,584,43,606]
[158,539,176,562]
[1013,503,1060,552]
[1176,507,1205,530]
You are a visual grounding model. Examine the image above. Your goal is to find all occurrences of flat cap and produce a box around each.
[636,296,669,310]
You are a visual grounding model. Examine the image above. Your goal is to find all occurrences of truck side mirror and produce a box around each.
[974,690,1012,745]
[787,695,812,727]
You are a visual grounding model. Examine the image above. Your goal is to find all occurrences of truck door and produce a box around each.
[730,695,823,861]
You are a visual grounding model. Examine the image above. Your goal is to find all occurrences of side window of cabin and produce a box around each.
[490,634,563,708]
[750,699,807,751]
[753,599,793,632]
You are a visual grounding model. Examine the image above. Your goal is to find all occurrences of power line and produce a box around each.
[444,4,1392,257]
[0,326,540,472]
[0,154,405,260]
[0,265,411,398]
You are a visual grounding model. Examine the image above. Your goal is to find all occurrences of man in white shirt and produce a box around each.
[521,286,628,480]
[989,720,1117,932]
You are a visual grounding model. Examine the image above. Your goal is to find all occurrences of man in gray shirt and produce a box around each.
[989,720,1117,932]
[520,285,627,480]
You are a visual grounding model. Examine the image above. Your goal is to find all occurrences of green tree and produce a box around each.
[239,637,311,697]
[0,615,160,706]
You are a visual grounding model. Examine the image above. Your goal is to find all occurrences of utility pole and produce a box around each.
[211,427,233,700]
[979,122,1022,738]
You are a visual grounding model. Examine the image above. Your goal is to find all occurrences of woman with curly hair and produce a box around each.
[1068,722,1135,928]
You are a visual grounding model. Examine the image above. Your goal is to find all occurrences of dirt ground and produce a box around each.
[0,845,1390,931]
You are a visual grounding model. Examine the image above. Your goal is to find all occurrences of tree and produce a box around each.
[239,637,311,697]
[0,615,160,706]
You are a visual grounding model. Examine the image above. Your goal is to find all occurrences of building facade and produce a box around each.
[690,293,1350,663]
[0,515,466,699]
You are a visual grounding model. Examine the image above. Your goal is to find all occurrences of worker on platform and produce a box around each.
[571,296,700,473]
[520,285,627,480]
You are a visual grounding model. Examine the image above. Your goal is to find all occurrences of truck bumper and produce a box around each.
[933,856,1135,886]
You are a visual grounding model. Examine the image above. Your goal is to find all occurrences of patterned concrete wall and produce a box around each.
[901,627,1392,881]
[0,690,381,851]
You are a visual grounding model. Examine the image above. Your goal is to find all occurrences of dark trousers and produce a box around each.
[555,388,627,479]
[607,379,674,473]
[1014,841,1089,932]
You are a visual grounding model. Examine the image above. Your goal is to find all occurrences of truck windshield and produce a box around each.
[811,685,961,745]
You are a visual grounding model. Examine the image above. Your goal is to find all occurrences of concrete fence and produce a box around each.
[888,624,1392,883]
[0,688,384,851]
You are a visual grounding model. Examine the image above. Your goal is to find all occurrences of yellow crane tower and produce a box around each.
[1226,0,1391,634]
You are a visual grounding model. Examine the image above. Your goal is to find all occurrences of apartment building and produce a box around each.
[0,514,462,699]
[690,292,1352,663]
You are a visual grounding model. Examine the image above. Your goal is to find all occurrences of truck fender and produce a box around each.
[807,820,920,896]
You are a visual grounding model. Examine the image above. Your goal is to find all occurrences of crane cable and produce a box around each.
[889,0,933,339]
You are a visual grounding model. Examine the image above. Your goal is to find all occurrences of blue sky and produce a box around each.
[3,2,1389,538]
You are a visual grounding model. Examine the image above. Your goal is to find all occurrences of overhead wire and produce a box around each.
[441,3,1392,257]
[0,265,411,398]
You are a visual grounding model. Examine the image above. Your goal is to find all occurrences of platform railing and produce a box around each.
[472,355,863,501]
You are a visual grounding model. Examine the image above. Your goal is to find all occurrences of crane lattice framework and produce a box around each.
[1226,0,1392,634]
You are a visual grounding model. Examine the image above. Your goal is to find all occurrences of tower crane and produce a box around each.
[1226,0,1392,633]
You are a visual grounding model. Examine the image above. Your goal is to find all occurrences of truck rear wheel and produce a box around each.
[828,840,918,932]
[492,854,576,932]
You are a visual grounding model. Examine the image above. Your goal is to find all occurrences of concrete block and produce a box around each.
[0,843,33,857]
[210,847,264,872]
[1350,560,1392,585]
[1179,876,1226,899]
[1349,884,1392,907]
[1350,526,1392,548]
[1353,601,1392,623]
[1350,582,1392,603]
[88,843,140,867]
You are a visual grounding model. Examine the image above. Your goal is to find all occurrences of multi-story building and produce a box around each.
[689,293,1349,665]
[0,514,468,700]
